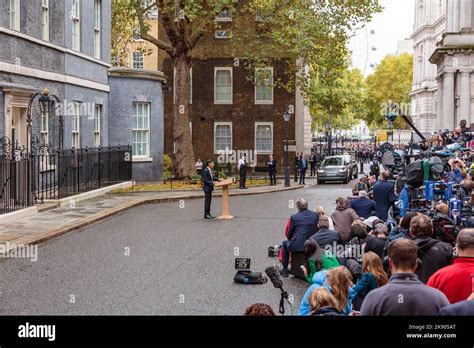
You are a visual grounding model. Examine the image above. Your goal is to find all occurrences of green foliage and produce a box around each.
[116,0,381,178]
[310,62,367,132]
[163,154,173,179]
[364,53,414,128]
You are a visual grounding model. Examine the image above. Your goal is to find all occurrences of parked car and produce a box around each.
[317,155,358,184]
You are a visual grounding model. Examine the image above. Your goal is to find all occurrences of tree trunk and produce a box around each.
[172,52,195,179]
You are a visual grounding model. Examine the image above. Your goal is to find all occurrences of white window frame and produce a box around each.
[216,9,232,22]
[40,109,49,145]
[189,121,192,138]
[132,28,142,41]
[255,122,273,154]
[10,0,20,31]
[41,0,49,41]
[72,102,81,148]
[71,0,81,51]
[132,51,144,69]
[215,29,232,39]
[255,67,274,105]
[214,67,233,104]
[214,122,233,154]
[132,102,151,159]
[94,0,101,59]
[173,67,192,104]
[94,104,101,147]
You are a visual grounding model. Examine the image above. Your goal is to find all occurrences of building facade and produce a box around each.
[410,0,447,134]
[429,0,474,130]
[412,0,474,133]
[163,12,311,171]
[0,0,164,180]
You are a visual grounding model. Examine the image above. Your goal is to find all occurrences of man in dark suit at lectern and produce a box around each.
[203,160,221,219]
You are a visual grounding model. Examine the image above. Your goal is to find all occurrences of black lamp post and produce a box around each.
[27,88,62,153]
[283,109,292,187]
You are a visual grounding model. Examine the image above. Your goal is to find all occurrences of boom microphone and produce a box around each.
[265,266,283,290]
[265,266,292,315]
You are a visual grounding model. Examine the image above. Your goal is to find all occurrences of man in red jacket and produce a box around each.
[427,229,474,304]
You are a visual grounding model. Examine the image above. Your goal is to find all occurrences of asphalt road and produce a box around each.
[0,178,354,315]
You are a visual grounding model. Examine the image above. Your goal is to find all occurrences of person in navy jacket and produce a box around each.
[372,171,397,222]
[202,160,221,219]
[350,190,376,219]
[280,198,319,277]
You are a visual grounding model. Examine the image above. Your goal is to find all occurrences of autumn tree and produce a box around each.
[364,53,414,129]
[124,0,381,179]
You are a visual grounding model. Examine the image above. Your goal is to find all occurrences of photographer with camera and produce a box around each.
[409,214,452,283]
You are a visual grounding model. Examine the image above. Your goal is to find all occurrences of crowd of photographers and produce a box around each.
[246,120,474,316]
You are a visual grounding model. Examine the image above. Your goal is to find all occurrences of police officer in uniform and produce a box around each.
[238,154,248,189]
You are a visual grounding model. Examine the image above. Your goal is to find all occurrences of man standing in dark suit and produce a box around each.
[203,160,220,219]
[298,154,308,185]
[310,152,318,177]
[372,170,397,222]
[238,154,248,189]
[280,198,319,277]
[267,155,277,186]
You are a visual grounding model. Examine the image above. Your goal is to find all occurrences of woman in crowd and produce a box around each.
[316,205,335,230]
[309,288,345,316]
[352,251,388,310]
[332,197,361,243]
[298,266,355,315]
[302,239,340,283]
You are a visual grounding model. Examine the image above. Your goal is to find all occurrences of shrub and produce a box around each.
[163,154,173,179]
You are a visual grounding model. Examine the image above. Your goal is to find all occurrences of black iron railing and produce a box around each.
[0,139,132,214]
[32,145,133,202]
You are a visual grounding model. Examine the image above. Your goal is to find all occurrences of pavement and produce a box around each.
[0,181,303,248]
[0,176,357,315]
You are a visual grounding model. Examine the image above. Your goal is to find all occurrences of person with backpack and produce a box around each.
[409,214,453,283]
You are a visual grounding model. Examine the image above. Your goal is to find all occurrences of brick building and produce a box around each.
[129,8,312,172]
[164,11,312,171]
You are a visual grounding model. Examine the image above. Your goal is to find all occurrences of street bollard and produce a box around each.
[360,161,364,174]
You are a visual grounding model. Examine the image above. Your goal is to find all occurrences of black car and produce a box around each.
[317,155,358,184]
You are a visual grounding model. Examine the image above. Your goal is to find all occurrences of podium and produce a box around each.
[215,177,235,220]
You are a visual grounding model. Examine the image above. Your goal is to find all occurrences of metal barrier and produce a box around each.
[0,138,132,214]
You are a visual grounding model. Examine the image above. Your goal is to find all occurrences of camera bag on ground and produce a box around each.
[234,270,268,284]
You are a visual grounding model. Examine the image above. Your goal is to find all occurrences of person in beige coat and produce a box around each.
[331,197,361,243]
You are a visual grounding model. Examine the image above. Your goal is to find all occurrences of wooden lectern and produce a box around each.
[215,177,236,220]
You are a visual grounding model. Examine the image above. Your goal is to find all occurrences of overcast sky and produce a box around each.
[348,0,415,76]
